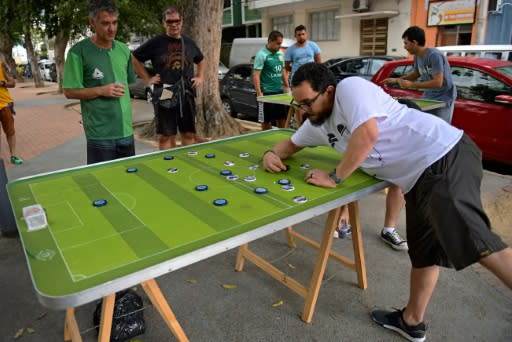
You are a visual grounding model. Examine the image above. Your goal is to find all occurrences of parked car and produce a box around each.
[327,56,404,82]
[218,62,229,79]
[220,63,257,120]
[38,60,57,82]
[229,37,295,67]
[371,57,512,165]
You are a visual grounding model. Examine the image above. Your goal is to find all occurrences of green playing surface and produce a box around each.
[258,94,444,111]
[8,130,381,298]
[409,98,445,111]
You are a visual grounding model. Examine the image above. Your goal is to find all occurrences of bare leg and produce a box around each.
[479,247,512,289]
[276,119,286,128]
[403,265,440,325]
[339,205,349,225]
[158,135,176,150]
[6,134,16,156]
[384,184,404,227]
[295,110,303,127]
[180,132,195,146]
[261,122,272,130]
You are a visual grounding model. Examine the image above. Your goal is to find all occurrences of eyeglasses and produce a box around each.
[165,19,182,25]
[289,92,323,111]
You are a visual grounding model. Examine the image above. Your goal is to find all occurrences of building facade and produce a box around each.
[222,0,512,61]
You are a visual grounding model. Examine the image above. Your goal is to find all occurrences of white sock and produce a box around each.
[382,227,395,234]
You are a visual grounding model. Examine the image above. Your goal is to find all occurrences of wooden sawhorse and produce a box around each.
[235,201,366,323]
[63,278,189,342]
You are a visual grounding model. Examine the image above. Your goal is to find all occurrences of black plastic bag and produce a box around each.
[93,289,146,341]
[152,83,183,109]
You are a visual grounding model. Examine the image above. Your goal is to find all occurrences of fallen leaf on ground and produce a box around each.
[186,279,198,284]
[14,328,24,339]
[272,300,284,307]
[222,284,237,289]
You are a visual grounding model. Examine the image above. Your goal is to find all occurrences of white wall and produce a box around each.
[258,0,412,60]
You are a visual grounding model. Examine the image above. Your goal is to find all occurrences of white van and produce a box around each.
[437,45,512,61]
[229,37,295,67]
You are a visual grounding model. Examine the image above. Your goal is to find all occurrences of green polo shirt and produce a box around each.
[253,47,285,94]
[63,39,136,140]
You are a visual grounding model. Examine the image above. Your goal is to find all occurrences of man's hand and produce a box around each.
[148,74,161,85]
[305,169,337,188]
[103,83,126,98]
[191,76,203,88]
[382,78,414,89]
[263,151,287,173]
[396,79,414,88]
[382,77,398,84]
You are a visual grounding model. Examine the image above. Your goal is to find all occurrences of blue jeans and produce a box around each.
[86,136,135,164]
[427,99,455,124]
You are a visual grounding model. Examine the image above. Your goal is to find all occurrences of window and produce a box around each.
[438,24,472,46]
[451,66,512,102]
[488,0,502,11]
[388,65,414,79]
[272,15,293,38]
[369,59,387,75]
[310,10,339,41]
[230,65,252,83]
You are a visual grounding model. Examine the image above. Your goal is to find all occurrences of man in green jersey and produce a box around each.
[63,0,137,164]
[253,31,289,130]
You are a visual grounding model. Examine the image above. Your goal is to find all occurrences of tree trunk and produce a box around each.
[54,30,70,93]
[24,30,45,88]
[0,32,17,79]
[180,0,244,140]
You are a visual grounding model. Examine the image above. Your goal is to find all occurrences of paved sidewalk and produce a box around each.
[1,83,511,342]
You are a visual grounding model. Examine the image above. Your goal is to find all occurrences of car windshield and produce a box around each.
[495,65,512,78]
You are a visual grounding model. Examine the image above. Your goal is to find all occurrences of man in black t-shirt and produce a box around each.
[133,6,205,150]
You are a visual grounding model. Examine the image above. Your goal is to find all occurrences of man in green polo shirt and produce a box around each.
[253,31,290,130]
[63,0,136,164]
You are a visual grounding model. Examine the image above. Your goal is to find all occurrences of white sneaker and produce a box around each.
[381,229,408,251]
[334,220,352,239]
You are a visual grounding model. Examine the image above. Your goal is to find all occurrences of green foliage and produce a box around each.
[2,0,180,47]
[116,0,179,41]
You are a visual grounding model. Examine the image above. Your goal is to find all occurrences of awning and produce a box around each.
[335,10,400,20]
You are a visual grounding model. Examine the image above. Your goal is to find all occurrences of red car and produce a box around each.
[371,57,512,165]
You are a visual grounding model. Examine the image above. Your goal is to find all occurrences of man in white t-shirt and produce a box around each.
[262,62,512,342]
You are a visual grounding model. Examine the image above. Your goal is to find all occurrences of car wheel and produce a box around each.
[145,88,152,104]
[222,98,236,117]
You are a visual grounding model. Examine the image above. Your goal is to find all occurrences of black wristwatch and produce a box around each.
[329,170,343,185]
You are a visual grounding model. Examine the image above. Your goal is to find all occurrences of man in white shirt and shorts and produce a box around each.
[262,62,512,342]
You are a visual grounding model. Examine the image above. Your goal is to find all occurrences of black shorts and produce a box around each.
[257,92,288,123]
[404,134,507,270]
[154,95,196,136]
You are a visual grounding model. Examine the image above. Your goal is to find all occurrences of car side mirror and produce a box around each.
[494,94,512,105]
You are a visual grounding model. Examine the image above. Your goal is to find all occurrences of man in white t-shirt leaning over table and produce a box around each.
[262,62,512,342]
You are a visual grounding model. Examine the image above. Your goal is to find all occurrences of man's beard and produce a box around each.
[303,109,331,126]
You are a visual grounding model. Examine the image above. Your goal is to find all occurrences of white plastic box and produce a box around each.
[22,204,48,231]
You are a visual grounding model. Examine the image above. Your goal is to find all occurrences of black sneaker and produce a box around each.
[371,308,426,342]
[381,229,408,251]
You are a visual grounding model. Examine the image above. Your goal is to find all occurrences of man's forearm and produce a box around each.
[269,138,302,159]
[334,120,378,181]
[63,87,102,100]
[196,59,205,79]
[132,56,151,83]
